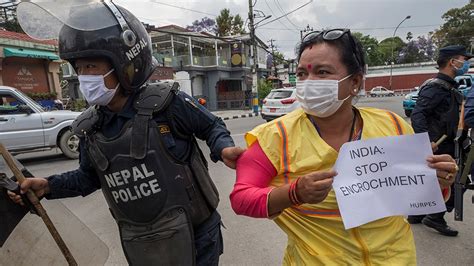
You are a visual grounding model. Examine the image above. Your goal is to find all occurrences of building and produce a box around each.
[276,61,298,87]
[0,30,62,98]
[271,59,473,93]
[148,25,270,110]
[365,62,438,91]
[365,59,474,92]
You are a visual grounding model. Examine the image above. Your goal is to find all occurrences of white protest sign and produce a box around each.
[333,133,446,229]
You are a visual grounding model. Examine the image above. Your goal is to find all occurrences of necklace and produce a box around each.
[310,108,360,142]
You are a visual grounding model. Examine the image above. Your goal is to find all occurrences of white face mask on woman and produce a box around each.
[296,74,352,118]
[78,68,119,106]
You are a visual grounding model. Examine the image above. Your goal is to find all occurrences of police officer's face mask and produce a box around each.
[78,68,119,106]
[296,74,352,118]
[452,59,470,76]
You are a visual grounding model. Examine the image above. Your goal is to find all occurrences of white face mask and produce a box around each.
[296,74,352,118]
[78,68,119,106]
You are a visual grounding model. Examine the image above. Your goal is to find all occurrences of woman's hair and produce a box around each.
[296,30,366,75]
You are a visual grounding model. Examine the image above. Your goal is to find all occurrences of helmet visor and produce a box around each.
[17,0,120,40]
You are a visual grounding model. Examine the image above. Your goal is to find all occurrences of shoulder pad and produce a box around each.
[133,82,179,114]
[429,78,454,90]
[71,105,100,137]
[419,81,446,96]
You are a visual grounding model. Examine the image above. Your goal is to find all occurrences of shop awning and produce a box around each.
[3,47,59,60]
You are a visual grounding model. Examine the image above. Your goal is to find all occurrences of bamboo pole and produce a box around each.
[0,143,77,266]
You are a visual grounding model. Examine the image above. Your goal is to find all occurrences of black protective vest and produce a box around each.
[73,82,219,265]
[420,78,462,153]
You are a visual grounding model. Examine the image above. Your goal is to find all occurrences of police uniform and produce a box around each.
[411,72,461,156]
[46,85,233,265]
[409,45,473,236]
[462,44,474,127]
[464,86,474,128]
[17,2,237,264]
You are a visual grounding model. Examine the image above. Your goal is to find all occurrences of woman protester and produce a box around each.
[230,29,457,264]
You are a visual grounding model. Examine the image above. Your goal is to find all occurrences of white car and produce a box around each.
[261,88,300,122]
[370,86,395,97]
[0,86,81,159]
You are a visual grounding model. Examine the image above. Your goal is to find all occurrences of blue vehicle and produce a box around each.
[456,74,473,96]
[402,88,419,117]
[402,74,473,117]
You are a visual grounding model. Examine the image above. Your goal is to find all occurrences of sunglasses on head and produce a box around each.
[301,28,361,69]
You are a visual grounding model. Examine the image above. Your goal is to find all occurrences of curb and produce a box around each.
[364,93,411,98]
[220,113,257,120]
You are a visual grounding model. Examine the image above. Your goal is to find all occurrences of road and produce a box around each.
[1,96,473,265]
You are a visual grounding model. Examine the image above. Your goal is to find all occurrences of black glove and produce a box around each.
[0,173,39,216]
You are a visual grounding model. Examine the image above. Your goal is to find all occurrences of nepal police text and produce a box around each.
[104,164,161,203]
[126,38,148,61]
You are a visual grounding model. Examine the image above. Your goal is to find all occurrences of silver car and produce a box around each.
[0,86,81,159]
[261,87,301,122]
[370,86,395,97]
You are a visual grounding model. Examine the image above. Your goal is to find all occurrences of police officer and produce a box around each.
[409,45,473,236]
[9,1,244,265]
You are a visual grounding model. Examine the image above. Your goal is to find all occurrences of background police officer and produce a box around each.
[9,1,244,265]
[409,45,473,236]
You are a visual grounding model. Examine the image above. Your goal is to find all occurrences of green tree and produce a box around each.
[352,32,384,66]
[216,9,233,36]
[2,18,23,33]
[231,14,246,35]
[406,32,413,41]
[272,50,286,65]
[258,79,273,103]
[433,2,474,47]
[216,9,246,36]
[378,37,405,64]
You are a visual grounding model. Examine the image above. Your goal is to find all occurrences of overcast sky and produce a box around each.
[114,0,470,58]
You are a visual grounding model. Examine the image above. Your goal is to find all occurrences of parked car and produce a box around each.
[261,87,300,122]
[0,86,81,159]
[402,87,420,117]
[369,86,395,97]
[455,74,473,97]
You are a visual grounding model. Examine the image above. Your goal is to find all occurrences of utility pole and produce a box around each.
[389,15,411,91]
[300,24,313,40]
[248,0,259,115]
[268,39,277,78]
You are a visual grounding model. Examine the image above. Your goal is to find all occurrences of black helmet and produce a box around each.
[58,2,157,91]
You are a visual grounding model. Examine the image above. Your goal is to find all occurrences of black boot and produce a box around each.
[407,215,425,224]
[422,214,458,237]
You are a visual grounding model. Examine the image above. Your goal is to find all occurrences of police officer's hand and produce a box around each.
[427,154,458,188]
[221,146,246,169]
[6,177,50,206]
[296,170,336,204]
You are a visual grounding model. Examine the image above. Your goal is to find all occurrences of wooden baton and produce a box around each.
[0,143,77,266]
[434,134,448,148]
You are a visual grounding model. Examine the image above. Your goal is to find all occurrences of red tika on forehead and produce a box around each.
[307,64,312,70]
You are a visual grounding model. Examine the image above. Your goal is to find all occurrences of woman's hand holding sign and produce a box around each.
[427,154,458,188]
[296,170,337,204]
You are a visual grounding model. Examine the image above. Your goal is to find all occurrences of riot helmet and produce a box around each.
[17,0,157,92]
